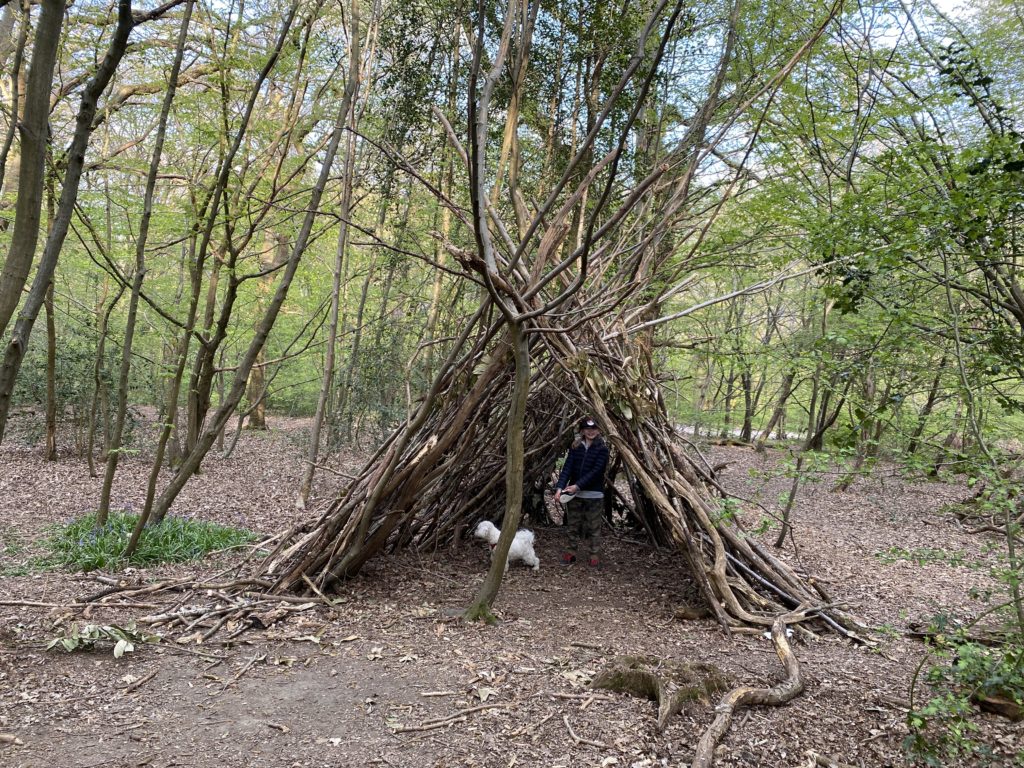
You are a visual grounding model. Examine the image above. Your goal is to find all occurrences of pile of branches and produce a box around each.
[257,308,862,639]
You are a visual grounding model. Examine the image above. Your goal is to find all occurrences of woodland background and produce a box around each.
[0,0,1023,765]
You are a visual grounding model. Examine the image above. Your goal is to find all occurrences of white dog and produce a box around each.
[473,520,540,572]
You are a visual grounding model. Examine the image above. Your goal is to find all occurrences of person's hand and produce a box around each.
[566,484,578,494]
[554,488,562,500]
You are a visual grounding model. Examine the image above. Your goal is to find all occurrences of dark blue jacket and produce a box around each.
[556,437,609,492]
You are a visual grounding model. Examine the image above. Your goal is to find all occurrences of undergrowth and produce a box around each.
[35,511,256,572]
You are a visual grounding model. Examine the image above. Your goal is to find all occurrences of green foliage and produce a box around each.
[711,497,740,525]
[46,621,159,658]
[906,624,1024,766]
[39,512,255,572]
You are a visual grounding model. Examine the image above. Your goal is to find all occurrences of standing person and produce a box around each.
[554,417,609,566]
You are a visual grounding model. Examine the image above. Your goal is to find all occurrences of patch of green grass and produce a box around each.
[2,531,25,556]
[39,511,256,572]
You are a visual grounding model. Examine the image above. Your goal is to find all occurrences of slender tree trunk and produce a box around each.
[336,262,373,444]
[185,250,222,452]
[0,0,63,338]
[740,369,753,442]
[907,359,945,456]
[720,365,736,438]
[775,376,851,548]
[0,1,29,197]
[0,1,134,443]
[298,2,362,504]
[464,323,529,621]
[86,283,123,476]
[43,281,56,460]
[692,357,714,439]
[756,369,795,450]
[246,234,289,431]
[100,0,194,529]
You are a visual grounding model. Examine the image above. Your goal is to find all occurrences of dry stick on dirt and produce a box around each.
[391,703,506,734]
[562,714,609,749]
[690,618,803,768]
[122,670,158,695]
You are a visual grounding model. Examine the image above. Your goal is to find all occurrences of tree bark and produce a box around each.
[0,0,29,198]
[0,0,62,338]
[43,280,56,460]
[102,0,193,531]
[0,1,132,443]
[464,323,529,621]
[147,76,354,526]
[298,1,362,506]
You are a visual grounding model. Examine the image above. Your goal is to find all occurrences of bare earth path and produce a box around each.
[1,423,1020,767]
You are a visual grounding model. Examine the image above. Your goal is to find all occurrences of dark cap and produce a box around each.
[579,417,599,430]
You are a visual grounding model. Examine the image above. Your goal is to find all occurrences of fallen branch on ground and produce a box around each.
[391,703,506,733]
[563,714,608,749]
[122,669,158,694]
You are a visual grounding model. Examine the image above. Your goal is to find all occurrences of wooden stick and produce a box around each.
[562,715,608,749]
[220,653,266,690]
[122,669,158,694]
[301,573,338,606]
[391,703,506,733]
[510,712,555,738]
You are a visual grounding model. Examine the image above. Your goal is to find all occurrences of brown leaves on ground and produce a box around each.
[0,422,1020,767]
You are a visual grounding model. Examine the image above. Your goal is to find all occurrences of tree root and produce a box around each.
[591,656,732,731]
[691,617,803,768]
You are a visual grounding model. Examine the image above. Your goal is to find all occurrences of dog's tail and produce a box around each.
[519,529,535,546]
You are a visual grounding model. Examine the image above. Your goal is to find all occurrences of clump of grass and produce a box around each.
[42,511,256,572]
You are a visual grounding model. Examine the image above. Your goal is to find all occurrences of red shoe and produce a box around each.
[588,556,600,567]
[560,553,577,565]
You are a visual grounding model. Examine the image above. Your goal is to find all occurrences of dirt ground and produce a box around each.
[1,419,1021,767]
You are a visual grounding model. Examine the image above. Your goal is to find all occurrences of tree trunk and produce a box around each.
[0,0,63,338]
[86,283,123,476]
[146,78,353,526]
[43,280,56,460]
[246,234,289,431]
[464,322,530,622]
[298,4,362,504]
[335,261,373,445]
[101,0,194,531]
[740,369,753,442]
[0,1,29,197]
[907,359,945,456]
[756,369,795,450]
[0,1,133,443]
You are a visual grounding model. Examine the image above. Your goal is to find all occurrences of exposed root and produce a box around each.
[691,618,804,768]
[591,656,732,731]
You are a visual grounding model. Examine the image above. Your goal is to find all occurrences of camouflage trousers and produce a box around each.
[565,497,603,556]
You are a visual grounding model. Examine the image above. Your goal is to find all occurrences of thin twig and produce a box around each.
[391,703,506,734]
[122,669,158,694]
[562,714,608,749]
[220,653,267,691]
[510,712,555,737]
